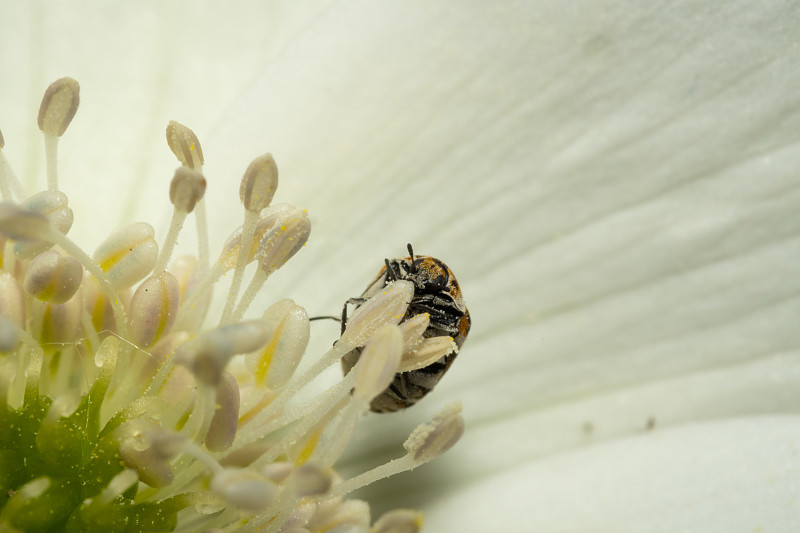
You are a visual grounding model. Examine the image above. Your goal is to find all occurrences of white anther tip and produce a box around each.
[38,77,80,137]
[404,401,464,463]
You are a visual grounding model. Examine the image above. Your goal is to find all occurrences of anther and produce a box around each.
[169,167,206,213]
[165,120,204,170]
[23,250,83,304]
[0,314,20,353]
[403,401,464,463]
[0,202,53,242]
[93,222,159,289]
[128,271,180,348]
[339,280,414,349]
[397,313,429,352]
[353,325,403,405]
[247,299,309,389]
[309,499,371,532]
[204,371,241,452]
[116,419,175,488]
[229,208,311,321]
[37,78,80,137]
[290,462,333,497]
[373,509,424,533]
[398,336,457,373]
[255,208,311,276]
[210,468,278,513]
[240,153,278,213]
[175,321,271,385]
[14,191,74,259]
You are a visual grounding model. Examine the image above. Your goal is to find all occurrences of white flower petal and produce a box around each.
[425,416,800,532]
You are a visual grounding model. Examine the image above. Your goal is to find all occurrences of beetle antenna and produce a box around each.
[407,243,417,273]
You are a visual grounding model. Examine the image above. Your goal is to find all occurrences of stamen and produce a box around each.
[93,222,159,290]
[398,312,429,352]
[220,153,279,324]
[240,153,279,213]
[117,419,176,488]
[308,499,371,532]
[373,509,425,533]
[0,77,467,531]
[127,271,180,348]
[352,325,403,406]
[403,401,465,463]
[0,202,53,241]
[339,280,414,348]
[240,280,414,437]
[22,250,83,304]
[0,314,20,353]
[174,204,295,331]
[290,462,333,497]
[229,207,311,322]
[245,298,309,390]
[165,120,204,170]
[0,270,25,328]
[0,131,25,201]
[398,336,457,373]
[210,468,278,513]
[14,190,74,259]
[154,167,206,273]
[204,371,240,452]
[327,402,464,499]
[37,77,80,190]
[175,320,270,386]
[165,121,209,272]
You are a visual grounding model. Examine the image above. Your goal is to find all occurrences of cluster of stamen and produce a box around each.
[0,78,463,532]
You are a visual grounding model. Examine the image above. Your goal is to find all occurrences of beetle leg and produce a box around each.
[340,297,367,335]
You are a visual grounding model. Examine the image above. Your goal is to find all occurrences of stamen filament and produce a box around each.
[194,198,210,275]
[154,210,188,273]
[0,148,24,201]
[220,209,258,325]
[44,134,59,191]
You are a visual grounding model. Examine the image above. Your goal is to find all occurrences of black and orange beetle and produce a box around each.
[341,244,471,412]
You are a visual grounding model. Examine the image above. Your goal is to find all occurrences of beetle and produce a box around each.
[340,244,471,412]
